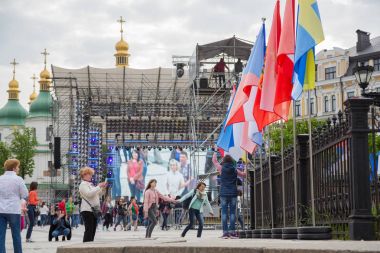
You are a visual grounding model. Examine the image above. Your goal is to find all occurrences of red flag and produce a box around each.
[274,0,295,121]
[254,0,281,131]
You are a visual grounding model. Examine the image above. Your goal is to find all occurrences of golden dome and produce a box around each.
[29,91,38,102]
[40,69,51,79]
[8,79,19,90]
[115,39,129,51]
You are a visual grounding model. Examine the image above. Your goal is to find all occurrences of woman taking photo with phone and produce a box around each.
[79,167,107,242]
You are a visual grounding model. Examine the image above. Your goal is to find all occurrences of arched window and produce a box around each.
[324,96,329,112]
[331,95,336,112]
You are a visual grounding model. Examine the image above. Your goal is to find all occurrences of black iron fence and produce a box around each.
[250,98,376,240]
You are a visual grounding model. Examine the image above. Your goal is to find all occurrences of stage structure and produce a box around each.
[187,36,253,177]
[50,36,253,199]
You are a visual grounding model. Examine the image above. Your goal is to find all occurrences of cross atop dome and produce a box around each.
[117,16,126,40]
[41,48,49,70]
[10,58,18,80]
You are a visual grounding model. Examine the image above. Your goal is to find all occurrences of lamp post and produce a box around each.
[353,64,377,240]
[354,65,375,97]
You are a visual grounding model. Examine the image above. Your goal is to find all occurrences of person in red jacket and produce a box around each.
[213,58,229,87]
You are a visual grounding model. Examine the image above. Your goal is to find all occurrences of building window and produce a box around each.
[375,59,380,71]
[295,100,301,117]
[315,64,318,82]
[325,66,336,80]
[32,128,36,140]
[324,96,329,112]
[347,91,355,99]
[46,127,51,141]
[307,98,315,115]
[331,95,336,112]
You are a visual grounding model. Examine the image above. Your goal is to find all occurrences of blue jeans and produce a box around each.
[52,228,70,238]
[182,208,204,237]
[220,196,237,235]
[129,183,141,203]
[0,213,22,253]
[40,214,48,226]
[71,214,80,228]
[26,205,36,240]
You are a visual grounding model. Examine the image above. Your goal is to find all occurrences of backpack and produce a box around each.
[182,191,196,209]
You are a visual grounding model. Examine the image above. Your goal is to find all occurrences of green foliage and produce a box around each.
[368,133,380,154]
[268,119,327,154]
[10,128,38,179]
[0,142,11,175]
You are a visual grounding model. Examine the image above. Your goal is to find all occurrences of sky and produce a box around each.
[0,0,379,109]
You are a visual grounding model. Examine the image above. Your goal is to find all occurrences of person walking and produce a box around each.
[71,201,80,229]
[113,198,128,231]
[40,202,49,227]
[212,152,246,238]
[102,196,113,231]
[0,159,29,253]
[26,181,39,243]
[78,167,107,242]
[127,197,139,231]
[65,197,74,225]
[178,182,213,238]
[143,179,176,238]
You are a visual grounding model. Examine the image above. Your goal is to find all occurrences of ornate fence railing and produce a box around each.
[250,98,376,240]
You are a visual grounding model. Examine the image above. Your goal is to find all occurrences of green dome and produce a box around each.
[0,100,28,126]
[29,91,52,118]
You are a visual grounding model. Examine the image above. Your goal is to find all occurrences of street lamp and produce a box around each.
[354,63,379,218]
[354,65,374,95]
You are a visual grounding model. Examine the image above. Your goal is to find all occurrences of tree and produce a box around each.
[0,141,11,175]
[268,119,327,154]
[10,128,38,178]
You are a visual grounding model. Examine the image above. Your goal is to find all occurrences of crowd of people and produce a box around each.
[0,146,247,252]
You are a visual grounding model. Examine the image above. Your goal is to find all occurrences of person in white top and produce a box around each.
[0,159,28,253]
[78,167,107,242]
[39,202,49,227]
[166,159,185,197]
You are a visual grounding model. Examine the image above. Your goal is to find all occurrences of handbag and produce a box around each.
[135,179,145,190]
[82,197,102,219]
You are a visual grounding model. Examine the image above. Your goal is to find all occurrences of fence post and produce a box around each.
[270,155,280,228]
[297,134,310,225]
[345,98,374,240]
[249,170,255,230]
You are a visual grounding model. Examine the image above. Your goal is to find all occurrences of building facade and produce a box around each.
[291,30,380,119]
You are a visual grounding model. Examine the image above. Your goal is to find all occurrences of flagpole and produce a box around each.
[292,100,298,227]
[267,127,274,229]
[253,153,257,229]
[244,151,249,231]
[281,121,286,228]
[259,146,264,228]
[308,89,316,226]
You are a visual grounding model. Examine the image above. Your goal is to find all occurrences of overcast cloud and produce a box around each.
[0,0,379,108]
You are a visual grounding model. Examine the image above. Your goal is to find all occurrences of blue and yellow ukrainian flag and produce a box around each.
[292,0,324,100]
